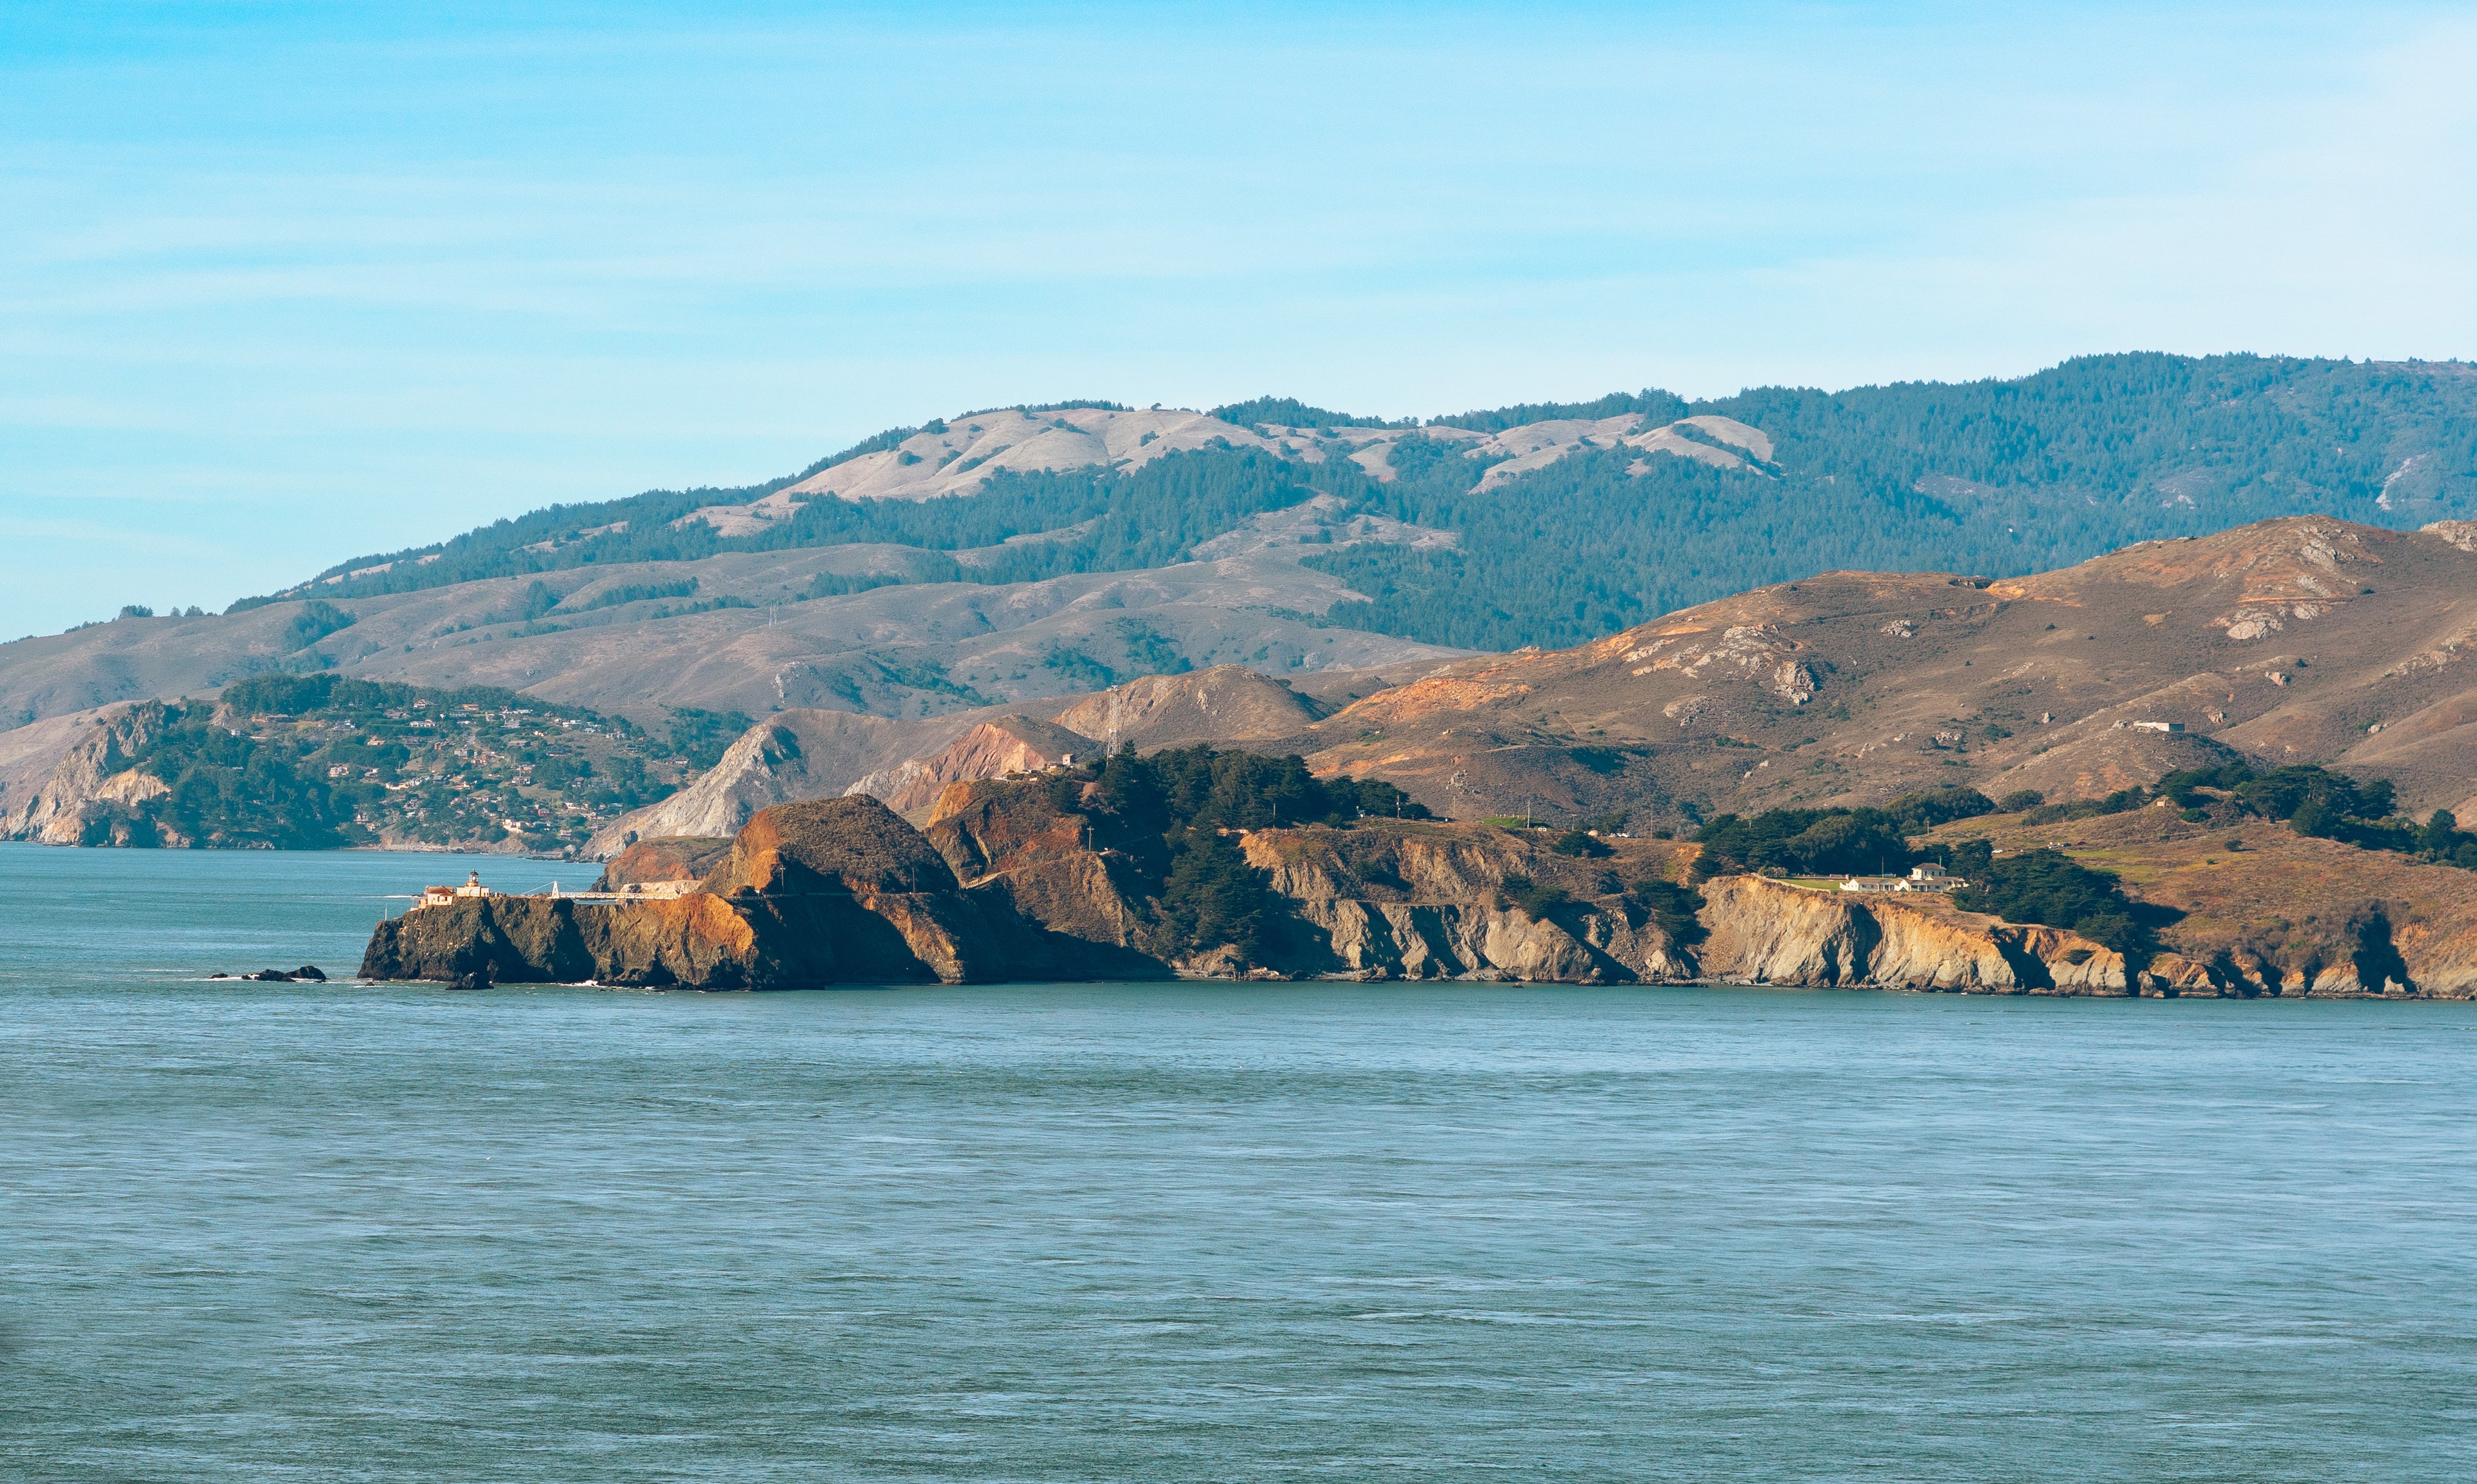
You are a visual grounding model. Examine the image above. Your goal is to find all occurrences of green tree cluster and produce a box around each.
[1210,397,1417,430]
[1063,744,1431,964]
[1627,878,1708,945]
[117,709,364,848]
[97,677,681,851]
[282,600,357,653]
[2158,761,2476,867]
[1686,787,1992,879]
[1304,354,2477,649]
[221,673,632,730]
[1422,389,1691,433]
[664,707,756,771]
[1947,844,2164,964]
[576,579,697,611]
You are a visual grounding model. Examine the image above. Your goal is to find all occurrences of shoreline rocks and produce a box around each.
[363,796,1136,990]
[360,786,2477,999]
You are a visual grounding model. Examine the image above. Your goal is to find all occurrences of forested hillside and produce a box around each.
[78,675,715,853]
[1305,355,2477,648]
[243,355,2475,653]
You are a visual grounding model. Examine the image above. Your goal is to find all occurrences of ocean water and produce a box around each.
[4,844,2474,1482]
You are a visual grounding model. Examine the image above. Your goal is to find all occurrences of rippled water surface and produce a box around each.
[5,844,2474,1481]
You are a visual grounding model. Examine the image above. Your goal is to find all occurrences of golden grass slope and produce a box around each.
[1296,517,2477,826]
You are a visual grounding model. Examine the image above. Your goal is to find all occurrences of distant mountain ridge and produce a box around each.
[252,354,2474,657]
[6,353,2472,791]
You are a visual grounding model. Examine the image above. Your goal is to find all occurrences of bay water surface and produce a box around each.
[3,843,2473,1481]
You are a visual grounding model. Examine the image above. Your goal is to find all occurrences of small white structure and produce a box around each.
[412,871,493,911]
[2130,720,2185,734]
[1898,863,1963,892]
[615,879,697,901]
[1840,876,1901,893]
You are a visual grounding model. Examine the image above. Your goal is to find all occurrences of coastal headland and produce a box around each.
[363,763,2477,996]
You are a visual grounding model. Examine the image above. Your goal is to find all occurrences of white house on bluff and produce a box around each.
[1840,863,1964,894]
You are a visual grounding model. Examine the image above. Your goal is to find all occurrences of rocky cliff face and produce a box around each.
[1048,666,1324,749]
[372,773,2477,998]
[1230,826,1684,983]
[363,891,765,989]
[582,711,955,854]
[1915,799,2477,998]
[924,780,1162,967]
[844,716,1092,820]
[1,702,177,846]
[1224,840,2189,993]
[921,778,2477,994]
[1691,876,2148,993]
[586,666,1367,857]
[919,780,1689,983]
[366,795,1104,988]
[592,836,733,891]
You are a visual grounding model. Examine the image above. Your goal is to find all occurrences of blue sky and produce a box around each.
[4,1,2473,635]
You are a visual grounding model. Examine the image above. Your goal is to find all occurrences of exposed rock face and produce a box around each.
[1,702,177,846]
[844,716,1092,820]
[592,836,733,891]
[590,667,1342,856]
[1048,666,1322,749]
[375,772,2477,998]
[366,795,1102,989]
[362,891,763,989]
[1694,876,1873,985]
[923,780,1687,983]
[1231,827,1681,983]
[1693,877,2133,993]
[925,780,1160,963]
[920,779,2477,994]
[2400,925,2477,998]
[1921,802,2477,998]
[699,796,1044,985]
[583,711,964,855]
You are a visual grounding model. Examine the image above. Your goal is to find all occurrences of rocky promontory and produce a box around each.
[361,795,1111,988]
[364,766,2468,996]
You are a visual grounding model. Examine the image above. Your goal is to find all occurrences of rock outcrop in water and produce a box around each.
[365,772,2476,996]
[363,796,1107,988]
